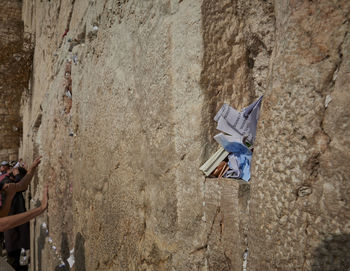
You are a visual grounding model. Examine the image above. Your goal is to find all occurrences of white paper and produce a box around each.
[214,96,263,144]
[214,133,242,146]
[67,252,75,268]
[225,155,240,178]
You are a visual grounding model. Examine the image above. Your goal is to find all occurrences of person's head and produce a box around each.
[0,161,9,173]
[18,167,27,177]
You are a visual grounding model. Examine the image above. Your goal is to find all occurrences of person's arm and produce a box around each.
[0,186,48,232]
[0,183,17,218]
[14,157,41,192]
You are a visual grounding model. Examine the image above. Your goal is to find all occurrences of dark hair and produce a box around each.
[18,167,27,177]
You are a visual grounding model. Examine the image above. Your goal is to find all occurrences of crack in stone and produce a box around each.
[302,220,311,271]
[207,206,221,243]
[224,251,233,270]
[58,0,76,49]
[310,29,349,185]
[299,28,349,271]
[190,244,208,254]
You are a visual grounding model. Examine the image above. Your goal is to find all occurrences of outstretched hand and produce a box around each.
[31,156,42,169]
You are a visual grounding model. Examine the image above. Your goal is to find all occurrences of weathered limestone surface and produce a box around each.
[20,1,249,270]
[0,0,32,161]
[249,1,350,270]
[11,0,350,270]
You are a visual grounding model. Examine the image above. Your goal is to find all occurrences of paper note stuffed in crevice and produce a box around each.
[200,96,263,182]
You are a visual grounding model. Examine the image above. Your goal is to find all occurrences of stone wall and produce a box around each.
[0,0,32,162]
[20,0,245,270]
[14,0,350,270]
[249,1,350,270]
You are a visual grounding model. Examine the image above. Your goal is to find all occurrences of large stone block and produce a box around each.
[249,1,350,270]
[203,178,248,271]
[14,0,350,270]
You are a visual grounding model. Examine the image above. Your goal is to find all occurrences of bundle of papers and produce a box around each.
[200,96,263,182]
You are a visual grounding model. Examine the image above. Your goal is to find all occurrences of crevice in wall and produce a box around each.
[58,0,76,49]
[305,28,349,189]
[200,0,275,269]
[299,23,350,271]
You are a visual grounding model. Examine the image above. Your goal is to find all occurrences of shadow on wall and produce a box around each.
[37,225,46,271]
[54,232,70,270]
[61,232,70,263]
[311,234,350,271]
[74,232,86,271]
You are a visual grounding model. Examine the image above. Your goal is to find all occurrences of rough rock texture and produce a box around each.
[200,0,275,269]
[249,1,350,270]
[20,0,249,270]
[0,0,32,162]
[6,0,348,270]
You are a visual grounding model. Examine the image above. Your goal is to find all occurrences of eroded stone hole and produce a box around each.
[33,112,42,129]
[63,59,72,114]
